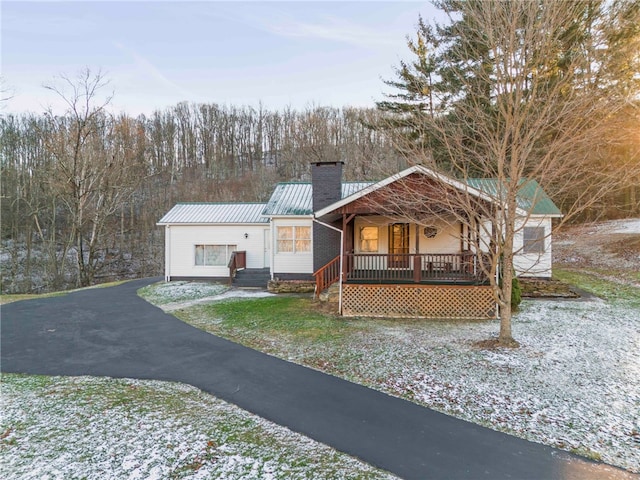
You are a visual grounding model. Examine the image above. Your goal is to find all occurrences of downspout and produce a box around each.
[269,218,275,280]
[312,218,344,314]
[165,225,171,282]
[270,222,274,280]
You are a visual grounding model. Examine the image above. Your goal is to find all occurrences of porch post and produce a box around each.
[413,223,421,282]
[413,256,421,283]
[342,214,356,279]
[342,214,348,279]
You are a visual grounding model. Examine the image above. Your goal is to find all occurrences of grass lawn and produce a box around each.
[152,275,640,474]
[554,267,640,307]
[0,374,395,480]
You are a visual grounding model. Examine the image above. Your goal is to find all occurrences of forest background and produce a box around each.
[3,96,637,294]
[2,0,639,294]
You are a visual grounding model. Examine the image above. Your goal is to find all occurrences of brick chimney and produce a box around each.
[311,161,344,211]
[311,161,344,273]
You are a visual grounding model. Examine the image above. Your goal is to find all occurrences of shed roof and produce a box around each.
[262,182,372,216]
[157,203,269,225]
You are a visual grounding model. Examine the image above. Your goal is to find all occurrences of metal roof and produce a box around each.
[467,179,563,216]
[311,166,562,218]
[158,203,269,225]
[159,174,561,225]
[262,182,372,216]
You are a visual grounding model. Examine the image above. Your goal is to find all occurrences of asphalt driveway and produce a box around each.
[1,278,633,480]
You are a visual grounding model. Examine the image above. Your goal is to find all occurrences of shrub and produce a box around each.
[511,276,522,309]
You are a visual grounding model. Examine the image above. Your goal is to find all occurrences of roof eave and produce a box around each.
[527,213,564,218]
[314,165,531,217]
[157,221,269,226]
[265,214,313,219]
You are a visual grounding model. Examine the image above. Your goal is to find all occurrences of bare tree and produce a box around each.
[378,0,640,346]
[42,68,142,286]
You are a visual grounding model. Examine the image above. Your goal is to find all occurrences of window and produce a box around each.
[277,226,311,253]
[523,227,545,254]
[195,244,237,266]
[360,226,379,252]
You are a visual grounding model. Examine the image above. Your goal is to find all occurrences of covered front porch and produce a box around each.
[312,169,498,318]
[314,250,496,319]
[315,251,489,290]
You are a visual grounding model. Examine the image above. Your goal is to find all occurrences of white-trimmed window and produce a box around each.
[360,226,379,252]
[523,227,545,254]
[195,244,237,266]
[277,226,311,253]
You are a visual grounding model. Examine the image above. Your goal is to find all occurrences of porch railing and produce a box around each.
[313,255,341,297]
[344,252,489,284]
[228,250,247,285]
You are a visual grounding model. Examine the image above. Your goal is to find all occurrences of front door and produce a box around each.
[389,223,409,268]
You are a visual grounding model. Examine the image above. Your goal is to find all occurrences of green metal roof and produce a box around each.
[159,172,561,224]
[263,176,561,217]
[467,178,562,216]
[262,182,372,216]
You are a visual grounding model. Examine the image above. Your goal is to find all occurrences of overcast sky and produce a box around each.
[2,1,439,116]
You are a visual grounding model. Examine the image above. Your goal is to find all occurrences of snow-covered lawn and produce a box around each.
[598,218,640,235]
[138,281,229,306]
[158,284,640,473]
[0,375,395,480]
[138,281,273,312]
[373,299,640,471]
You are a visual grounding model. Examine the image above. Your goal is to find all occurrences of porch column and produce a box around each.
[342,214,356,280]
[413,223,421,283]
[342,214,348,279]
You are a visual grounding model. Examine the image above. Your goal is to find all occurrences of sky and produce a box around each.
[2,1,439,117]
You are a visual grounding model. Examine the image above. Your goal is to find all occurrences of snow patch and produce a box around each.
[159,285,274,312]
[600,218,640,234]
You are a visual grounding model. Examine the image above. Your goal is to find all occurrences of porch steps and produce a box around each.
[233,268,270,288]
[318,281,340,303]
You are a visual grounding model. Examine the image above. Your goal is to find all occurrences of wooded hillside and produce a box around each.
[0,98,400,293]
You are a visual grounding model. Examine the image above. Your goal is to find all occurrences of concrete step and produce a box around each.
[233,268,270,288]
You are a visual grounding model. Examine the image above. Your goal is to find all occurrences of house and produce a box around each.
[158,161,562,318]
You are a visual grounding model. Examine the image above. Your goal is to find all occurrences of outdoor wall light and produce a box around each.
[244,233,249,239]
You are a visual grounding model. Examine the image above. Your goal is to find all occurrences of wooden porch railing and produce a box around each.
[344,252,489,284]
[313,255,341,297]
[228,250,246,285]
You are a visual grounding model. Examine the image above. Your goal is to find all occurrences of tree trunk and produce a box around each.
[498,263,515,345]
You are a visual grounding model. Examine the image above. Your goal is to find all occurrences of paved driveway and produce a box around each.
[1,278,633,480]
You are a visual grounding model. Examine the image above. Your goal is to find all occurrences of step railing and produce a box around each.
[228,250,247,285]
[313,255,341,298]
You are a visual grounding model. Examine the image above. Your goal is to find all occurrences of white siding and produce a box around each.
[271,217,314,275]
[513,216,553,278]
[353,216,461,255]
[351,215,554,278]
[416,218,461,254]
[166,224,267,278]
